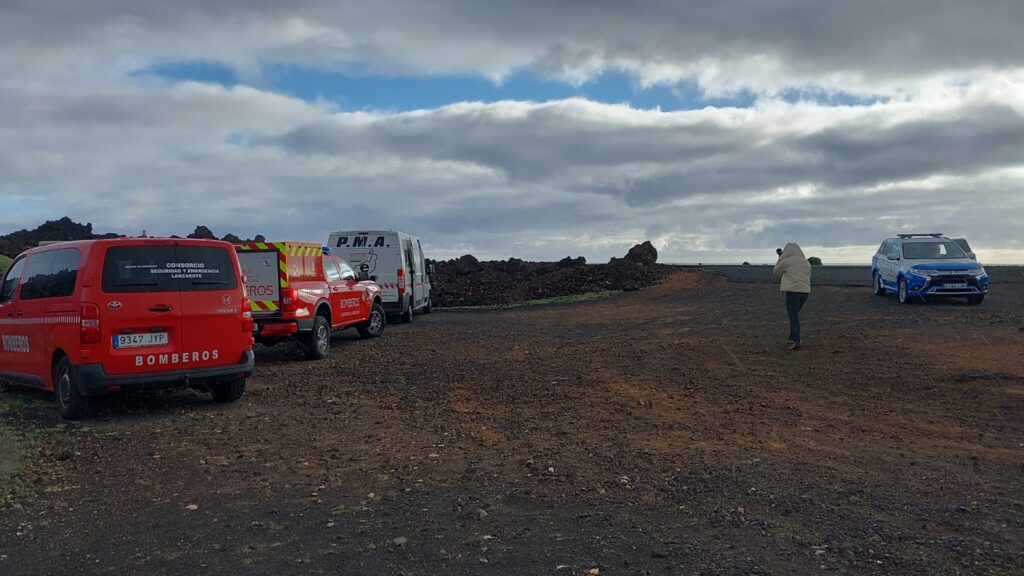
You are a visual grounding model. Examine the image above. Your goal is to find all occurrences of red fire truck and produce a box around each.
[235,242,385,359]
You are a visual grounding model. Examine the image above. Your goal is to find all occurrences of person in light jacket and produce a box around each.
[773,243,812,350]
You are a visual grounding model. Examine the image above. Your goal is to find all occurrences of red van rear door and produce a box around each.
[174,242,247,369]
[100,242,183,376]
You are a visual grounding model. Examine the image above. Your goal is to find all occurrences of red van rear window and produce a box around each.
[102,245,238,293]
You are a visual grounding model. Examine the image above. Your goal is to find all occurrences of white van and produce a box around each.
[326,230,433,322]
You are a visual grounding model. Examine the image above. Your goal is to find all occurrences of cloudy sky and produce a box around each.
[1,1,1023,263]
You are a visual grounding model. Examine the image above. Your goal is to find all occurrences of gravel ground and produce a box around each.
[2,272,1023,575]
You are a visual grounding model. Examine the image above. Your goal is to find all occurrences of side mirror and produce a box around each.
[887,255,900,261]
[427,263,436,275]
[967,251,976,260]
[357,271,369,281]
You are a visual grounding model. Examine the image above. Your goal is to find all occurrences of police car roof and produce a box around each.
[892,235,951,243]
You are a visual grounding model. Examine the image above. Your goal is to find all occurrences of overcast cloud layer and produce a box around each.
[1,1,1023,263]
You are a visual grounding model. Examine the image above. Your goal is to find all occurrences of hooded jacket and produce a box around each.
[773,243,812,293]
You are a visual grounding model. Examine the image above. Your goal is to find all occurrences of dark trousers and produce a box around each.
[785,291,809,343]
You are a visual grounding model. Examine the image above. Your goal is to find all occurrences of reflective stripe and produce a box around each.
[0,316,81,325]
[250,300,280,312]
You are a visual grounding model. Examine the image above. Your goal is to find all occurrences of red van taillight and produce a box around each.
[241,297,254,333]
[397,268,406,294]
[80,303,101,344]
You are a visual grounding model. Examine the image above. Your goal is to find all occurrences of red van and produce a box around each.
[0,238,255,419]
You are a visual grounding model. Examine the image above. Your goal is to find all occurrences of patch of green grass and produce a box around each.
[0,393,52,415]
[0,392,75,505]
[448,290,622,310]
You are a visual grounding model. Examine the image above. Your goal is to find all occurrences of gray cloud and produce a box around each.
[3,1,1024,92]
[1,2,1023,264]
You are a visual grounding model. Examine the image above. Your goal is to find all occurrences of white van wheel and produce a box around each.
[400,300,413,323]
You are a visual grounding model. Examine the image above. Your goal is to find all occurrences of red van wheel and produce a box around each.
[210,378,246,403]
[54,356,89,420]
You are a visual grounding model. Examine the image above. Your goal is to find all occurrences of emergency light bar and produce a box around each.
[897,233,944,238]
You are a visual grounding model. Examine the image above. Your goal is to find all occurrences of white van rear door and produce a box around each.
[329,232,400,303]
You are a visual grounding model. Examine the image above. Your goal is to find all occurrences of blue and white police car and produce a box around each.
[871,234,988,305]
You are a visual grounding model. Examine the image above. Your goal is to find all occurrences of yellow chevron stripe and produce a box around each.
[250,301,262,312]
[255,242,268,250]
[239,245,251,251]
[264,301,279,311]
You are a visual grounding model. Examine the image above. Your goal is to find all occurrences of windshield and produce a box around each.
[901,241,967,260]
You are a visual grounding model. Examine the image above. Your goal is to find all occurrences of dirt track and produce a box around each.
[2,272,1023,575]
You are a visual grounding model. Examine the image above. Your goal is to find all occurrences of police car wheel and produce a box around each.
[872,273,885,296]
[301,315,331,360]
[358,303,386,339]
[897,278,910,304]
[54,356,88,420]
[210,378,245,403]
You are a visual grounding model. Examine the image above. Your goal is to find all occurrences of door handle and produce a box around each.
[148,305,173,313]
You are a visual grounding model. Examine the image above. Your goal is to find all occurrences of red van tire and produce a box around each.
[54,356,89,420]
[300,315,331,360]
[210,378,245,403]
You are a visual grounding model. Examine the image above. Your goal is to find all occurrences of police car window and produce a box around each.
[903,241,964,260]
[103,245,237,293]
[20,249,81,300]
[338,261,357,281]
[323,259,342,281]
[0,257,27,303]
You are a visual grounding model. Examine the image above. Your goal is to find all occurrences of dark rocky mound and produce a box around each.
[0,218,266,257]
[430,243,665,308]
[0,217,120,257]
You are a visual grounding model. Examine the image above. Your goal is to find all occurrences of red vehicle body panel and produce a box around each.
[235,242,382,344]
[0,239,254,395]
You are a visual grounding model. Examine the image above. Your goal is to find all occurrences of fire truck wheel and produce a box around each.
[358,303,386,339]
[300,315,331,360]
[400,300,413,323]
[54,356,89,420]
[210,378,246,403]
